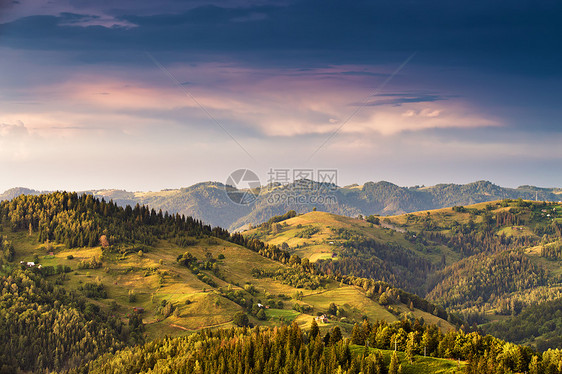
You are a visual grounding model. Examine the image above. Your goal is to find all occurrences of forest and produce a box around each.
[69,319,562,374]
[2,193,562,372]
[0,269,140,373]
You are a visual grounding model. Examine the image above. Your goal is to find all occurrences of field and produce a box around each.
[3,223,452,341]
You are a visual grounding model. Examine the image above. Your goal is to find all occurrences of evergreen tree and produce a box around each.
[330,326,343,345]
[256,309,266,320]
[351,323,364,345]
[310,319,320,340]
[389,351,400,374]
[405,331,416,363]
[528,355,542,374]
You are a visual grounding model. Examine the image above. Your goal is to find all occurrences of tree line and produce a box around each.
[68,318,562,374]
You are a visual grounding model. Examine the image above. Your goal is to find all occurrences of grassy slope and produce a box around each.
[245,201,562,322]
[388,200,562,271]
[3,225,452,341]
[245,211,459,267]
[386,200,561,235]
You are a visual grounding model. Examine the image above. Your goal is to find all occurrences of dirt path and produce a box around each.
[380,222,406,233]
[169,323,189,331]
[169,320,233,331]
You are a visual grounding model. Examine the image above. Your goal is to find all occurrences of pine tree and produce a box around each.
[323,331,331,346]
[389,351,400,374]
[351,323,364,345]
[330,326,343,345]
[361,320,371,343]
[528,356,541,374]
[405,331,416,363]
[310,319,319,340]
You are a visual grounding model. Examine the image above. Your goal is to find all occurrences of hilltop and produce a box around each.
[1,180,561,231]
[245,199,562,351]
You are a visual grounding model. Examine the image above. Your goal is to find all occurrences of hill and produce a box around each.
[2,192,562,373]
[1,180,561,231]
[245,199,562,351]
[88,180,562,231]
[0,192,454,372]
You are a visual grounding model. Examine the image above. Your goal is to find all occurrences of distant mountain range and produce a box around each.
[1,180,560,231]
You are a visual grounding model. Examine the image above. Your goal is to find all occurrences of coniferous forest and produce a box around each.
[70,320,562,374]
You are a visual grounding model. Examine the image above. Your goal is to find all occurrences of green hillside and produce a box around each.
[246,199,562,351]
[3,192,562,373]
[0,192,562,374]
[0,203,451,340]
[0,192,458,372]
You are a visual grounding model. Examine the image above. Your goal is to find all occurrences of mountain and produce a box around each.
[0,187,43,201]
[2,180,561,231]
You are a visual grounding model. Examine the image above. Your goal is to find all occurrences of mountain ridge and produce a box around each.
[1,180,560,231]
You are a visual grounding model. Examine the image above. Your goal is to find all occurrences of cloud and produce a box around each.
[1,0,560,76]
[0,61,502,142]
[0,121,31,161]
[257,101,499,137]
[0,0,137,27]
[0,120,28,137]
[358,92,450,107]
[352,102,500,136]
[57,12,136,28]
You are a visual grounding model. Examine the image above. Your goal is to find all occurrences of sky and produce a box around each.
[0,0,561,192]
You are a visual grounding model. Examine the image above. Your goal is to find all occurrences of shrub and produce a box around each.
[233,312,249,327]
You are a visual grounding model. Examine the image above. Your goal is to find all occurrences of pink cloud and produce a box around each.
[2,62,502,143]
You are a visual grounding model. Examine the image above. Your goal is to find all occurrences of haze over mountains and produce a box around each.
[1,180,560,231]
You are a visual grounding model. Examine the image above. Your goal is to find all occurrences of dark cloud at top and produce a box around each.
[359,93,449,107]
[1,0,561,74]
[1,0,561,138]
